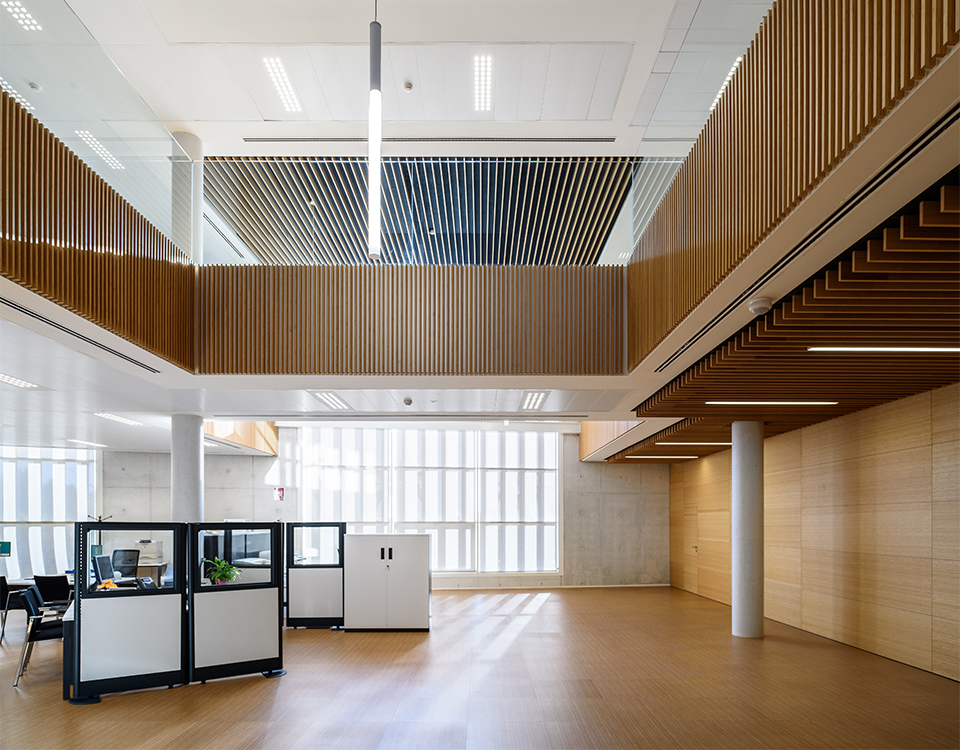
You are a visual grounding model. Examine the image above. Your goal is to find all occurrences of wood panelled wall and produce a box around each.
[198,265,624,375]
[669,383,959,679]
[628,0,960,367]
[579,421,647,460]
[0,91,195,370]
[203,421,279,456]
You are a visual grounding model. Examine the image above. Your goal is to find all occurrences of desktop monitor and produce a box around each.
[92,554,116,584]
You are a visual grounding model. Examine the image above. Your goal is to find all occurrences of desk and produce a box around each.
[136,563,168,587]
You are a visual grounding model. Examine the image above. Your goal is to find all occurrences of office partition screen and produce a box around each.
[300,427,559,573]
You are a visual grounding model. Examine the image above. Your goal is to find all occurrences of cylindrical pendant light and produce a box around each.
[368,18,382,260]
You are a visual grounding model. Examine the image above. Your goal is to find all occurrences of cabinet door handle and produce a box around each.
[380,547,385,559]
[388,547,393,560]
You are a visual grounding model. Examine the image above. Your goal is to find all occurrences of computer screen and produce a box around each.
[92,554,116,584]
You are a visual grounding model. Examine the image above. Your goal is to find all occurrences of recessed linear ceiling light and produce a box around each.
[75,130,124,170]
[311,391,350,410]
[262,57,302,113]
[808,346,960,353]
[67,439,106,448]
[0,77,34,110]
[520,391,548,411]
[709,56,742,112]
[474,54,493,111]
[2,0,41,30]
[203,441,220,449]
[625,455,698,460]
[656,442,732,446]
[95,412,143,427]
[706,401,838,406]
[0,372,38,388]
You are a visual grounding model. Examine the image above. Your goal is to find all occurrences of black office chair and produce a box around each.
[33,575,73,617]
[0,576,23,644]
[13,586,64,687]
[111,549,140,578]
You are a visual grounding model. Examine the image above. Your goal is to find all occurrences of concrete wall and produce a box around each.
[100,428,299,524]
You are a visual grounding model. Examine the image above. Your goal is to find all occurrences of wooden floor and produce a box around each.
[1,587,957,750]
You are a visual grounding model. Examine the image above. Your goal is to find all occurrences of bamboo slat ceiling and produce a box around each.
[204,156,634,266]
[612,181,960,463]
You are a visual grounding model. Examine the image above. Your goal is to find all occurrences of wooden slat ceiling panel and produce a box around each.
[203,156,633,266]
[612,182,960,462]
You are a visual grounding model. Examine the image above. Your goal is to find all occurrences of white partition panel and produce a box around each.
[288,568,343,618]
[194,588,279,668]
[80,596,182,682]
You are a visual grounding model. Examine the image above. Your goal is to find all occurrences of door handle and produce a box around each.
[388,547,393,560]
[380,547,385,559]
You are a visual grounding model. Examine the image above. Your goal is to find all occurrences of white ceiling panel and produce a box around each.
[491,45,523,122]
[414,46,447,121]
[332,46,369,121]
[441,45,475,121]
[588,44,632,120]
[517,45,550,121]
[306,46,355,121]
[384,46,424,121]
[273,46,323,121]
[196,48,263,121]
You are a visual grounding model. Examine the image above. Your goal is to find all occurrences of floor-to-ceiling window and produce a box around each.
[300,427,559,573]
[0,447,96,579]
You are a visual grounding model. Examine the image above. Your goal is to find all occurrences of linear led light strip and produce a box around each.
[68,439,106,448]
[75,130,124,170]
[706,401,838,406]
[626,455,698,460]
[657,442,731,446]
[2,0,41,30]
[474,55,493,111]
[709,56,742,112]
[313,392,350,410]
[521,391,548,411]
[0,77,34,110]
[95,412,142,426]
[808,346,960,353]
[262,57,301,112]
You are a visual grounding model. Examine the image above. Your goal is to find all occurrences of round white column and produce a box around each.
[171,414,204,522]
[731,420,764,638]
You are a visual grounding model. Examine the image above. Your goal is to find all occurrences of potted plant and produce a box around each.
[203,557,241,585]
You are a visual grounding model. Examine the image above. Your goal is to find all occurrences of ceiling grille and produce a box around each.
[203,156,633,266]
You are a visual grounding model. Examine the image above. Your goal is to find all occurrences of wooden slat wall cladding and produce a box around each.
[0,91,194,370]
[627,0,960,368]
[198,265,624,375]
[616,186,960,460]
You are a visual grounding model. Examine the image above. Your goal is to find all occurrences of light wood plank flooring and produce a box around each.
[1,587,957,749]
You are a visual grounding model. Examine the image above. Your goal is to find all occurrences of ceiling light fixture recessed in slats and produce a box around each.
[656,442,731,446]
[625,455,698,460]
[2,0,41,30]
[67,439,106,448]
[0,372,38,388]
[75,130,124,170]
[311,391,351,410]
[0,77,34,110]
[808,346,960,353]
[520,391,549,411]
[474,54,493,111]
[709,56,742,112]
[705,401,838,406]
[95,412,143,426]
[262,57,302,112]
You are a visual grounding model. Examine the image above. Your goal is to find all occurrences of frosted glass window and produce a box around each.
[300,427,559,573]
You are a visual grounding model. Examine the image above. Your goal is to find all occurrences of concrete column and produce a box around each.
[171,131,204,264]
[171,414,204,522]
[731,420,764,638]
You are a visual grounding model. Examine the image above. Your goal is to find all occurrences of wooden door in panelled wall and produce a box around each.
[198,265,625,376]
[628,0,960,368]
[0,91,195,370]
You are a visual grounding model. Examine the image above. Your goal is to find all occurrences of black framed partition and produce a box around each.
[285,522,346,628]
[67,522,187,704]
[187,523,284,682]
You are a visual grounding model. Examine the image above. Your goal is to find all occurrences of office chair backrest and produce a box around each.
[34,575,71,604]
[111,549,140,577]
[20,587,44,635]
[0,576,7,607]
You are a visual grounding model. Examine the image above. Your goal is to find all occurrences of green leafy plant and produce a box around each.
[203,557,241,585]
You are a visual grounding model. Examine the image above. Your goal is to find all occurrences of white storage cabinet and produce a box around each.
[343,534,430,630]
